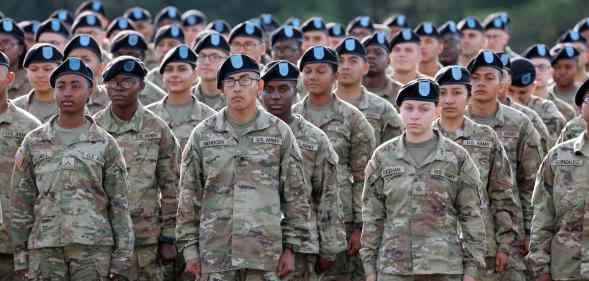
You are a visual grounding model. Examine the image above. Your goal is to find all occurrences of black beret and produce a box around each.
[159,44,197,74]
[217,54,260,89]
[467,50,503,73]
[496,52,512,71]
[182,10,206,27]
[110,30,147,54]
[102,55,147,81]
[76,0,105,17]
[35,19,70,42]
[50,57,94,88]
[0,51,9,67]
[346,16,375,34]
[0,18,25,43]
[194,31,230,53]
[558,30,586,44]
[271,25,303,46]
[383,14,408,28]
[63,34,102,60]
[390,29,420,48]
[125,7,152,23]
[23,43,63,68]
[106,17,136,38]
[551,44,580,65]
[72,11,102,32]
[414,22,440,38]
[336,36,366,57]
[482,13,509,31]
[299,45,338,70]
[457,16,483,32]
[523,44,550,60]
[362,31,390,53]
[259,14,280,30]
[50,9,74,26]
[206,20,231,35]
[575,78,589,106]
[284,18,302,28]
[510,58,536,87]
[261,60,299,82]
[396,78,440,106]
[327,23,345,37]
[301,17,327,33]
[155,6,181,27]
[439,21,459,36]
[434,65,471,87]
[229,21,264,43]
[19,20,41,34]
[574,17,589,33]
[153,24,184,46]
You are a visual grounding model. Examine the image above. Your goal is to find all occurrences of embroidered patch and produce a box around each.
[463,139,492,148]
[201,139,229,147]
[382,166,404,177]
[552,159,583,166]
[252,136,282,145]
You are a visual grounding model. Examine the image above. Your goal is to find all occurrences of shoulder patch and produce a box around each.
[251,136,283,145]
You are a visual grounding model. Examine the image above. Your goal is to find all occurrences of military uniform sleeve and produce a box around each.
[380,106,404,144]
[350,113,376,226]
[518,122,544,235]
[157,125,181,241]
[544,102,566,147]
[359,154,384,275]
[9,140,36,271]
[176,130,204,262]
[103,137,134,277]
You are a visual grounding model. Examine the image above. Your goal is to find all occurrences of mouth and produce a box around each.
[60,101,74,107]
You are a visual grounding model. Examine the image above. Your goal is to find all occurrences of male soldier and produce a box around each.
[524,44,577,121]
[10,57,134,281]
[414,22,443,77]
[527,78,589,281]
[182,10,206,47]
[457,17,485,66]
[0,18,31,99]
[176,54,316,281]
[482,13,511,54]
[335,36,404,145]
[549,45,581,107]
[13,43,63,122]
[361,78,486,281]
[327,23,345,50]
[18,20,40,50]
[557,115,586,143]
[260,60,347,281]
[192,31,229,111]
[434,65,519,281]
[50,9,74,31]
[465,50,543,281]
[558,30,589,84]
[106,17,136,41]
[0,51,40,281]
[362,32,402,106]
[71,11,108,50]
[382,14,408,40]
[438,21,461,66]
[145,24,185,89]
[270,25,303,65]
[147,44,216,149]
[228,22,266,65]
[94,56,180,281]
[301,17,329,51]
[259,14,280,53]
[389,29,425,85]
[153,6,181,30]
[75,0,109,28]
[34,19,70,52]
[124,7,154,41]
[293,45,375,281]
[346,16,374,40]
[205,20,231,37]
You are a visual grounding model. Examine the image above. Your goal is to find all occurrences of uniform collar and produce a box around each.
[0,101,21,125]
[299,93,345,127]
[208,107,275,135]
[100,104,145,134]
[433,116,477,140]
[155,95,204,123]
[42,114,103,143]
[393,130,452,167]
[88,85,110,107]
[574,132,589,156]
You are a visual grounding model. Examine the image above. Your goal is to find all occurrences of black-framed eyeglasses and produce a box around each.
[223,76,259,88]
[105,78,141,89]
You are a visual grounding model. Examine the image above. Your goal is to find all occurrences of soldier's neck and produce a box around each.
[459,54,475,66]
[201,78,220,96]
[167,91,193,106]
[556,82,576,92]
[308,91,334,107]
[35,89,55,102]
[336,82,362,101]
[469,97,499,118]
[406,129,434,143]
[0,94,7,114]
[392,68,417,85]
[439,115,465,132]
[363,71,387,89]
[58,114,85,129]
[227,105,257,125]
[419,59,439,77]
[534,86,549,98]
[111,102,138,122]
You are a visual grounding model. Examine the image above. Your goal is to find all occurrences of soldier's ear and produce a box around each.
[6,71,15,84]
[257,79,264,93]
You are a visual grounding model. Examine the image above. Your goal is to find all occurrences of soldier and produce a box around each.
[259,14,280,53]
[482,13,511,54]
[34,19,70,52]
[106,17,136,41]
[457,16,485,66]
[75,0,109,29]
[176,54,316,281]
[49,9,74,31]
[124,7,154,41]
[327,23,345,50]
[205,20,231,37]
[438,21,461,66]
[10,57,134,281]
[465,50,543,281]
[389,29,426,85]
[18,20,40,50]
[145,24,185,89]
[0,18,31,100]
[270,25,303,65]
[260,60,347,281]
[526,78,589,281]
[192,31,229,111]
[557,115,586,143]
[362,32,402,107]
[335,36,404,145]
[293,45,375,281]
[414,22,443,78]
[558,30,589,85]
[182,10,207,47]
[146,44,216,149]
[434,65,519,281]
[94,56,180,281]
[346,16,374,40]
[71,11,108,50]
[524,44,577,121]
[549,45,581,107]
[301,17,329,51]
[0,51,40,281]
[154,6,181,29]
[228,22,266,65]
[382,14,408,40]
[13,43,63,122]
[361,78,486,281]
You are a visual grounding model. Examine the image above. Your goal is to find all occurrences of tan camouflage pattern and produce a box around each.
[12,90,58,122]
[557,116,586,144]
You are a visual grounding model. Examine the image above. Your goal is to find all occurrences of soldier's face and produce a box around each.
[162,62,197,94]
[366,45,389,74]
[222,71,262,112]
[337,54,368,86]
[0,34,23,68]
[419,36,443,63]
[132,21,154,40]
[470,67,502,103]
[54,74,92,115]
[271,40,302,65]
[156,39,182,61]
[230,37,264,64]
[67,49,103,81]
[261,80,297,118]
[26,62,59,93]
[400,100,438,135]
[328,37,344,50]
[460,30,485,56]
[302,31,328,51]
[75,28,106,47]
[553,59,578,87]
[440,34,460,66]
[196,49,228,81]
[114,48,145,60]
[390,43,420,73]
[183,24,205,47]
[302,63,337,96]
[348,28,372,40]
[581,92,589,123]
[37,33,68,52]
[508,84,535,105]
[531,58,553,88]
[484,29,509,53]
[105,74,143,108]
[0,66,15,96]
[439,84,469,119]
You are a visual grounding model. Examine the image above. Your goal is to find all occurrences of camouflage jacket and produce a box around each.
[7,69,31,100]
[557,116,586,144]
[525,95,566,146]
[86,85,111,116]
[360,131,486,277]
[364,76,402,110]
[139,81,167,107]
[545,91,577,122]
[13,90,58,122]
[504,97,551,154]
[94,105,180,246]
[193,83,226,111]
[146,68,165,90]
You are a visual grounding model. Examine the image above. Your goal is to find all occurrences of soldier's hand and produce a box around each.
[365,273,376,281]
[158,243,177,265]
[277,248,294,278]
[316,257,335,273]
[521,235,530,256]
[535,273,551,281]
[463,275,476,281]
[347,229,362,256]
[495,251,509,272]
[185,258,201,279]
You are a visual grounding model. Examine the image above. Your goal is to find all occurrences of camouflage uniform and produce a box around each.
[557,116,586,144]
[13,90,58,122]
[434,117,519,281]
[527,133,589,281]
[147,96,217,149]
[364,76,402,110]
[193,83,227,111]
[360,131,486,280]
[341,87,404,146]
[545,91,577,122]
[145,68,165,90]
[94,104,180,281]
[86,85,111,116]
[524,95,566,147]
[7,69,31,100]
[140,81,167,107]
[0,101,40,281]
[549,84,578,108]
[282,114,347,281]
[175,108,317,279]
[10,115,134,280]
[293,94,376,281]
[504,97,550,155]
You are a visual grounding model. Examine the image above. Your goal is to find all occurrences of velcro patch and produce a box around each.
[463,139,492,148]
[552,159,583,166]
[382,166,404,177]
[201,139,230,147]
[252,136,282,145]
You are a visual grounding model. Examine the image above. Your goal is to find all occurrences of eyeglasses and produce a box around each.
[223,76,259,88]
[231,42,259,51]
[199,53,227,63]
[105,78,140,89]
[271,46,300,55]
[533,64,551,71]
[0,41,18,50]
